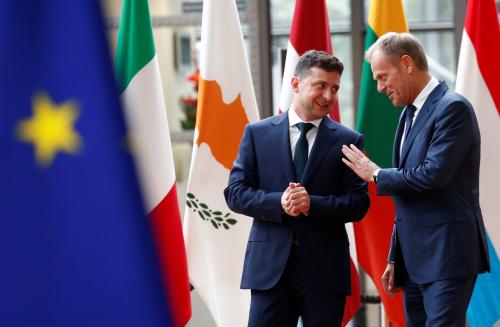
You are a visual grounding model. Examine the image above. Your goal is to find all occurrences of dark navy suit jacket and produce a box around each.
[378,81,490,287]
[224,112,369,295]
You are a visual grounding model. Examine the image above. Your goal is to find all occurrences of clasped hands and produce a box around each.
[281,182,310,217]
[280,145,377,217]
[341,144,379,183]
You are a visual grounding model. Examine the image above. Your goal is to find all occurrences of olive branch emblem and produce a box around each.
[186,193,237,230]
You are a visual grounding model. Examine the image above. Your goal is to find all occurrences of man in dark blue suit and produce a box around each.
[224,50,369,326]
[342,32,490,326]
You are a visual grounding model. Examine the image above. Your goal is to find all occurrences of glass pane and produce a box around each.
[271,35,289,112]
[413,31,456,88]
[404,0,453,23]
[327,0,351,27]
[331,34,354,128]
[270,0,295,30]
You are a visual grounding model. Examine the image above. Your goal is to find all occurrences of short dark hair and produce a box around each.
[293,50,344,78]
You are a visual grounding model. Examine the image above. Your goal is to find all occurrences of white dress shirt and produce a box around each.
[399,76,439,154]
[288,106,322,161]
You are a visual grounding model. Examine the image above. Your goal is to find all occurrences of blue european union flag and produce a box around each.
[0,1,173,326]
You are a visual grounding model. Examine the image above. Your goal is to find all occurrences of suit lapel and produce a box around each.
[271,112,295,182]
[393,109,406,168]
[400,81,448,166]
[301,117,337,185]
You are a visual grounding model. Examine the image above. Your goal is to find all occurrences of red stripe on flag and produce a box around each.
[288,0,340,122]
[290,0,331,54]
[149,184,191,327]
[354,183,405,326]
[342,258,361,326]
[464,0,500,114]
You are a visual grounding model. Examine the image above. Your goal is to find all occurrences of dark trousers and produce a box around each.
[248,253,346,327]
[403,275,477,327]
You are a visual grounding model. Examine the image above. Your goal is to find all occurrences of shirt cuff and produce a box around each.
[373,168,380,184]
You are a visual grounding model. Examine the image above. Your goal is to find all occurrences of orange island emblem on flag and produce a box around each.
[195,78,249,170]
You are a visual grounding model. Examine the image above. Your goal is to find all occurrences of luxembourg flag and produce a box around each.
[455,0,500,325]
[116,0,192,325]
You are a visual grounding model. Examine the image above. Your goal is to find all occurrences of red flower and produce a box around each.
[180,96,197,107]
[187,69,199,84]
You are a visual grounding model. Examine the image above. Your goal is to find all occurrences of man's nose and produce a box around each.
[323,88,334,100]
[377,81,385,93]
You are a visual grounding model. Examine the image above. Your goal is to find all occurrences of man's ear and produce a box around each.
[291,75,300,93]
[400,55,414,73]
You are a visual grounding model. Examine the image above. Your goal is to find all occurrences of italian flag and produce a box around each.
[456,0,500,325]
[115,0,191,326]
[354,0,407,325]
[182,0,260,326]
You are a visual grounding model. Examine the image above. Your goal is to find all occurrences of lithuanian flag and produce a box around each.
[354,0,408,325]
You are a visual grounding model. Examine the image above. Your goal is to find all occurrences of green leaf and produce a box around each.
[225,213,230,217]
[212,211,222,216]
[192,201,198,209]
[187,193,195,199]
[186,201,192,208]
[223,223,229,230]
[200,203,208,209]
[203,210,211,217]
[226,218,237,225]
[210,220,218,229]
[215,217,223,222]
[199,211,206,220]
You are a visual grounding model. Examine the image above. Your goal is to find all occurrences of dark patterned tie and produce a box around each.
[294,122,314,183]
[403,104,417,143]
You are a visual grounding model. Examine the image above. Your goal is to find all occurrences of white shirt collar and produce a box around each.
[412,76,439,110]
[288,106,323,128]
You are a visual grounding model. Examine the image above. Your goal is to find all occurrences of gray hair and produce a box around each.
[365,32,428,71]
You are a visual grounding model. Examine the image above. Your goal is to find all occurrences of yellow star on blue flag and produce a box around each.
[16,93,82,167]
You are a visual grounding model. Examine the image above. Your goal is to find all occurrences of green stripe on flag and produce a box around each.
[116,0,156,93]
[356,26,403,168]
